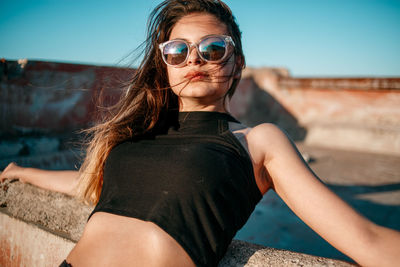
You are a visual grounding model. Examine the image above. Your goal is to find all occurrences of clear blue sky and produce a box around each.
[1,0,399,77]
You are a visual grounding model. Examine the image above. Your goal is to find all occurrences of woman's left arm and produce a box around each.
[248,123,400,267]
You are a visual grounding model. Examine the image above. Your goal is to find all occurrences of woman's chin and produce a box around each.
[174,84,226,99]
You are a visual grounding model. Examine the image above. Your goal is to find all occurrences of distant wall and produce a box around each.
[0,60,132,170]
[1,59,399,172]
[230,68,400,155]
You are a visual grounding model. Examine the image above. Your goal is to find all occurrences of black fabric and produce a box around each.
[59,260,72,267]
[90,111,263,266]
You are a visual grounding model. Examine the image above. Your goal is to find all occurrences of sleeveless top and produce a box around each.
[90,111,263,266]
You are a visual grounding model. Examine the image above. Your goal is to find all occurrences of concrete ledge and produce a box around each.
[0,212,75,267]
[219,241,354,267]
[0,180,354,266]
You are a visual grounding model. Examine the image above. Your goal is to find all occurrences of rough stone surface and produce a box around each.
[219,241,354,266]
[0,180,91,242]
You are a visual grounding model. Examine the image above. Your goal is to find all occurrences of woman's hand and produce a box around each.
[0,162,26,182]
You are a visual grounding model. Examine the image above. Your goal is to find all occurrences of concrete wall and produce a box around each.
[1,59,399,173]
[0,213,75,267]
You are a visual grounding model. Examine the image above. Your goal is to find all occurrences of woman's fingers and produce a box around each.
[0,162,20,182]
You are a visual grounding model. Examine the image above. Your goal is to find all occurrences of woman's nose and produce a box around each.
[187,46,204,65]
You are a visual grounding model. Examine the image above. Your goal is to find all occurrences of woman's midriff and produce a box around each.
[66,212,196,267]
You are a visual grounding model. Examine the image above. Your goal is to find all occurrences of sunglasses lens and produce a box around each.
[163,41,188,65]
[199,36,226,61]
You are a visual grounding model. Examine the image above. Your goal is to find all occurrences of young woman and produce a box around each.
[1,0,400,266]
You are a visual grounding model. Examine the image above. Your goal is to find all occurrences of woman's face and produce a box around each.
[166,13,239,111]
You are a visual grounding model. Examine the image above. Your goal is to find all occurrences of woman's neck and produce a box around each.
[178,98,230,113]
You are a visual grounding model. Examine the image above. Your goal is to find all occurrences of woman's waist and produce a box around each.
[66,212,195,266]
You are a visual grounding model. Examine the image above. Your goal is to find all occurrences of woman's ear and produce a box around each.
[234,55,244,79]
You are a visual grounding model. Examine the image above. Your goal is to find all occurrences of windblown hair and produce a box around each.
[75,0,246,205]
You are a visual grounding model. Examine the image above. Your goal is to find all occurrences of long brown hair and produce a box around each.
[76,0,246,205]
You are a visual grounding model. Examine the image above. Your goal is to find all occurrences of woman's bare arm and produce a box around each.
[0,162,79,196]
[247,123,400,267]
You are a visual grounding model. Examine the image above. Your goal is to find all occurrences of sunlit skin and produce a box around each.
[167,12,241,112]
[1,12,400,267]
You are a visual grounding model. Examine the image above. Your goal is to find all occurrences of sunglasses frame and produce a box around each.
[159,34,235,67]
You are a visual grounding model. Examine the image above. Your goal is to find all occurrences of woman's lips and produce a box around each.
[184,71,209,81]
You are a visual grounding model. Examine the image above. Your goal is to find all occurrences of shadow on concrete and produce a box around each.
[232,76,307,141]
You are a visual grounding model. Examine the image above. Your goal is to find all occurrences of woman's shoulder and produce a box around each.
[229,121,289,148]
[245,123,288,142]
[244,123,294,161]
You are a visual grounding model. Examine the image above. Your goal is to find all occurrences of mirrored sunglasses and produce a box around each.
[159,35,235,67]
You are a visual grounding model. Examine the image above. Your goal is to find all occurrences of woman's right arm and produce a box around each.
[0,162,79,196]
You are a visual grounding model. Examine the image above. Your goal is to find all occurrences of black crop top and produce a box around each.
[90,111,263,266]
